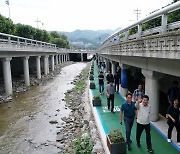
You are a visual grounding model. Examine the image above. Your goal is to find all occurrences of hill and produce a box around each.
[59,28,120,49]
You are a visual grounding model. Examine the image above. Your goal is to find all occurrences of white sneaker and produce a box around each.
[167,139,171,143]
[178,142,180,146]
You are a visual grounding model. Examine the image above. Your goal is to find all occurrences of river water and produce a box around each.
[0,63,87,154]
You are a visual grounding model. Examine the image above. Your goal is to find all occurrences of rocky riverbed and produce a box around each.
[0,62,104,154]
[58,64,104,153]
[0,61,73,104]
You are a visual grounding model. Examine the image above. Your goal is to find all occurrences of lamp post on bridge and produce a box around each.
[5,0,11,19]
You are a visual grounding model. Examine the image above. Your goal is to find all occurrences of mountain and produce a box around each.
[59,28,121,49]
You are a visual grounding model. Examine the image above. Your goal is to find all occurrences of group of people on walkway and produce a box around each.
[120,93,153,152]
[97,66,180,152]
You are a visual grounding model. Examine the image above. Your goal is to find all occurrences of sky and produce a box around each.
[0,0,173,32]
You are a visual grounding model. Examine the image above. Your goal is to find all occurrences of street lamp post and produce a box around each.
[5,0,11,19]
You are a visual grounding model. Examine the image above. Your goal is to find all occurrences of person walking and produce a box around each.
[114,71,120,93]
[135,95,153,153]
[106,71,114,84]
[120,93,136,150]
[106,80,115,113]
[98,71,104,95]
[167,98,180,146]
[133,83,145,102]
[168,81,180,106]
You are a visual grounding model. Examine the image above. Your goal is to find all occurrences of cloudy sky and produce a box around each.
[0,0,173,32]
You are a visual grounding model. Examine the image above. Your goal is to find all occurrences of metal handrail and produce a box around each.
[98,1,180,51]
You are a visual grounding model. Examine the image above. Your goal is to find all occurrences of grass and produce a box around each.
[65,68,89,104]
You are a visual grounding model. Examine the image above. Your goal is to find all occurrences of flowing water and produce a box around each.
[0,63,87,154]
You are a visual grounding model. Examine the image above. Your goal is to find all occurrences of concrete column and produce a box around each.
[58,55,62,64]
[51,55,54,71]
[36,56,41,79]
[112,61,116,75]
[62,55,64,63]
[81,53,84,62]
[56,55,58,65]
[47,56,49,74]
[104,59,108,73]
[2,57,12,95]
[67,54,70,61]
[142,69,163,122]
[23,56,30,86]
[44,56,48,75]
[120,64,129,97]
[161,14,167,34]
[66,54,68,61]
[59,55,62,63]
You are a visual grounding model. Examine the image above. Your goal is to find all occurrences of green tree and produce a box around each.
[15,23,36,39]
[0,14,15,34]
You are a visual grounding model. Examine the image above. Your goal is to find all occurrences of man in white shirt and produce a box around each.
[135,95,153,153]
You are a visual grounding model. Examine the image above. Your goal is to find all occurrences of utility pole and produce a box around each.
[5,0,10,19]
[134,7,141,21]
[35,18,41,29]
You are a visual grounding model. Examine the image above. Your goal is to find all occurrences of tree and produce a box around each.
[15,23,36,39]
[0,14,15,34]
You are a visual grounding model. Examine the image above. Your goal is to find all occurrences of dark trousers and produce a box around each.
[168,122,180,142]
[115,82,119,92]
[136,123,152,149]
[107,94,114,111]
[124,117,134,146]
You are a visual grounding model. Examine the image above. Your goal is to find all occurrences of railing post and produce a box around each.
[124,31,129,41]
[17,38,20,45]
[8,36,11,44]
[161,14,167,34]
[138,24,142,38]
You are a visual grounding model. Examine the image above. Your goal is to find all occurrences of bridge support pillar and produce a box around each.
[81,53,84,62]
[23,56,30,87]
[112,61,116,75]
[56,55,59,65]
[51,55,54,71]
[36,56,41,79]
[120,64,129,97]
[44,56,48,75]
[142,69,163,122]
[60,55,62,63]
[104,59,108,73]
[67,54,70,61]
[66,54,68,61]
[47,56,49,74]
[59,55,61,64]
[2,57,12,95]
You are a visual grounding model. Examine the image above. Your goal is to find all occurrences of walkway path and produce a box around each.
[90,61,179,154]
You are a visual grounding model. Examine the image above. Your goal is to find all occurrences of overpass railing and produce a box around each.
[98,1,180,51]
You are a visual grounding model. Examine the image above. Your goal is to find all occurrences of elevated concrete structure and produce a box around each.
[97,1,180,122]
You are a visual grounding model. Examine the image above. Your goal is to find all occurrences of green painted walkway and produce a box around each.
[90,61,179,154]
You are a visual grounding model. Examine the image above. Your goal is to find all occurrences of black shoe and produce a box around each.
[128,145,131,151]
[111,110,115,113]
[147,148,153,153]
[137,143,141,148]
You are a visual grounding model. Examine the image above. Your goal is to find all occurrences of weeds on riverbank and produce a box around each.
[73,134,93,154]
[65,69,89,104]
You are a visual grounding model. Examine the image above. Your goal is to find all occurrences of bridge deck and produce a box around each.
[90,61,179,154]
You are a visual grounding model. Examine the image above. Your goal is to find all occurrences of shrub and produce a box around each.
[73,134,93,154]
[109,129,125,144]
[93,95,100,100]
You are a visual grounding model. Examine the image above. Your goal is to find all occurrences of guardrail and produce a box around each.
[0,32,94,53]
[98,1,180,51]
